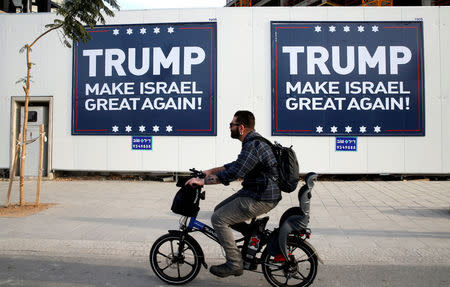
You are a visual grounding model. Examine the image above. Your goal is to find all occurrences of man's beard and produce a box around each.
[230,129,240,139]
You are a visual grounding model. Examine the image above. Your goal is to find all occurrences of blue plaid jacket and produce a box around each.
[216,131,281,202]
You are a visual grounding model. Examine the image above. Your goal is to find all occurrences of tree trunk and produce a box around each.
[19,45,32,206]
[17,25,63,206]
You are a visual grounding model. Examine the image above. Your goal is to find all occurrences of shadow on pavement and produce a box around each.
[0,255,449,287]
[313,228,450,239]
[315,264,450,287]
[381,207,450,218]
[0,255,263,287]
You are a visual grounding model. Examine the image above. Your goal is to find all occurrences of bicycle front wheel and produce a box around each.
[150,233,202,285]
[261,237,318,287]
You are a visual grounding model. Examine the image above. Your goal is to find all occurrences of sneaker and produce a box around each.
[210,263,243,278]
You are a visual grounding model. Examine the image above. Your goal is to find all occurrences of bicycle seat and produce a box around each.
[231,216,269,237]
[255,216,270,232]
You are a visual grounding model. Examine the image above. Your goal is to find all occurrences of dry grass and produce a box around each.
[0,203,56,217]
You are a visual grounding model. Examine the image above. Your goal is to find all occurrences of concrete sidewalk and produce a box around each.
[0,179,449,285]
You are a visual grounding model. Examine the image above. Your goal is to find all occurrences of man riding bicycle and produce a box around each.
[186,110,281,278]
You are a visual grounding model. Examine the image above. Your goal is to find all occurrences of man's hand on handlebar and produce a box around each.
[185,177,205,187]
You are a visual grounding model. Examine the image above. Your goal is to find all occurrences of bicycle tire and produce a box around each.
[261,236,318,287]
[150,233,202,285]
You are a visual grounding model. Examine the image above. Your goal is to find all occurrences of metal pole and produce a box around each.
[35,124,45,206]
[22,0,31,12]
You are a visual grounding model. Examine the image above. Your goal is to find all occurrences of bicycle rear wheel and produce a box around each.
[261,237,318,287]
[150,233,202,285]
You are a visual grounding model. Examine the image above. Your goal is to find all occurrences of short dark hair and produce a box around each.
[234,110,255,130]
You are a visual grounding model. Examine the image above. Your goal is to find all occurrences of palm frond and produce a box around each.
[47,0,120,47]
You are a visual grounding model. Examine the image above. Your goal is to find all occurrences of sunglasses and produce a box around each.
[229,123,241,128]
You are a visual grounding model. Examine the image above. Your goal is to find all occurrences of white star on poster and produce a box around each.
[168,27,174,34]
[360,126,367,133]
[125,125,132,132]
[112,125,119,132]
[372,25,379,32]
[374,125,381,133]
[329,26,336,32]
[331,126,338,133]
[126,28,133,35]
[343,25,350,32]
[166,125,173,132]
[357,25,364,32]
[152,125,160,132]
[316,126,323,133]
[139,125,146,132]
[140,28,147,34]
[113,29,119,35]
[153,27,160,34]
[345,126,352,133]
[314,26,321,32]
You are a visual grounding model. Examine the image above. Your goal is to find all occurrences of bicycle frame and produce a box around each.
[182,215,261,262]
[183,216,220,243]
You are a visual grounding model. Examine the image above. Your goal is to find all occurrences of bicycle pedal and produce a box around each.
[243,262,258,270]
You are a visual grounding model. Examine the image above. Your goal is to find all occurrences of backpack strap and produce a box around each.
[247,135,273,147]
[247,136,279,184]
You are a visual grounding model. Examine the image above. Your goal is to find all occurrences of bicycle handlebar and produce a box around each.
[189,168,206,179]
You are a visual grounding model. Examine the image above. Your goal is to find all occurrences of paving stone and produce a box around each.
[0,179,449,266]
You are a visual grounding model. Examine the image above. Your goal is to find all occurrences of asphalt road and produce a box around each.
[0,254,449,287]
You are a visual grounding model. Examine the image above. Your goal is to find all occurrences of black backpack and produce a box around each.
[250,136,300,193]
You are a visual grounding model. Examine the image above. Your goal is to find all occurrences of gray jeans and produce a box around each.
[211,193,277,269]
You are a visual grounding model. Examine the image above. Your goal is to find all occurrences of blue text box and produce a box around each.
[132,136,153,150]
[336,137,357,152]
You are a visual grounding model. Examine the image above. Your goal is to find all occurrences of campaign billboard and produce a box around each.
[72,22,217,136]
[271,21,424,136]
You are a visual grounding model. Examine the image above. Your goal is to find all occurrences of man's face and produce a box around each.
[229,117,241,139]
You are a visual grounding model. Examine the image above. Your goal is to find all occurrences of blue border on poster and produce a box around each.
[271,21,425,136]
[72,22,217,136]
